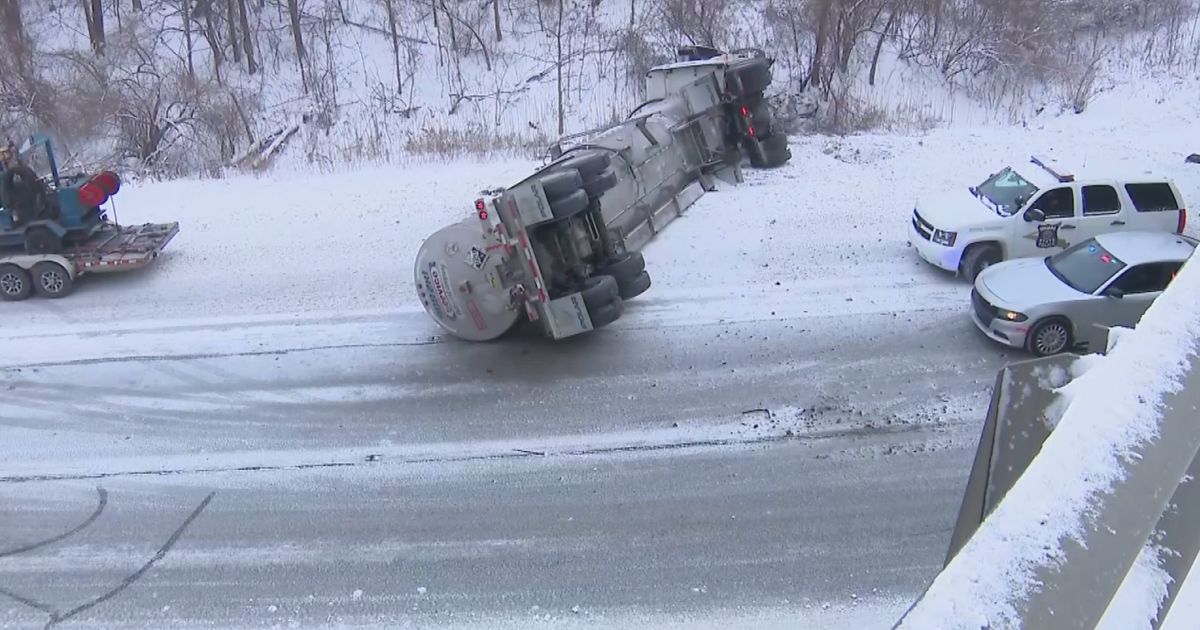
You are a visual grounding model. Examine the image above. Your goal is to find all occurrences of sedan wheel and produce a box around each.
[1029,319,1071,357]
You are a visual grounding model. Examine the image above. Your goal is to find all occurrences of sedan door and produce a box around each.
[1094,261,1181,328]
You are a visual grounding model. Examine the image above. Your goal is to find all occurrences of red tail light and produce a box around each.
[1179,208,1187,233]
[747,126,755,137]
[741,106,749,117]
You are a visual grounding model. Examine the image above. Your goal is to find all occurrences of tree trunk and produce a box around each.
[204,9,224,83]
[182,0,196,80]
[809,0,833,90]
[237,0,257,73]
[556,0,564,135]
[226,0,242,63]
[383,0,403,94]
[492,0,501,41]
[869,10,898,86]
[82,0,106,56]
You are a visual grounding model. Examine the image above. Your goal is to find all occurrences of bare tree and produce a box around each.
[82,0,106,56]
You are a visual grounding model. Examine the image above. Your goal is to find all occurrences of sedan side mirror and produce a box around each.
[1106,287,1125,299]
[1023,208,1045,223]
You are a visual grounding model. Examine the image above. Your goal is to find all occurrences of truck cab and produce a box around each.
[908,155,1188,281]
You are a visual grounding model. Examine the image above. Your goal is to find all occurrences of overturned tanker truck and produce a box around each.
[414,45,791,341]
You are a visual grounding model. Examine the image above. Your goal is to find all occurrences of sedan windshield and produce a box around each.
[1046,239,1127,294]
[975,167,1039,217]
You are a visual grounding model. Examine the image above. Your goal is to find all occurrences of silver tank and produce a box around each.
[413,217,521,341]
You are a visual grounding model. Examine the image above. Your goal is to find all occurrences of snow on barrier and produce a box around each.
[892,253,1200,630]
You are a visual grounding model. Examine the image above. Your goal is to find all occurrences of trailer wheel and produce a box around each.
[0,264,32,301]
[733,60,772,97]
[618,270,652,300]
[24,226,62,255]
[581,168,618,199]
[31,261,73,299]
[580,274,619,310]
[600,251,645,283]
[539,169,583,201]
[555,151,612,180]
[550,188,590,219]
[587,297,624,329]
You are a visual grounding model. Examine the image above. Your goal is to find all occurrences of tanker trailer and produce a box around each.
[414,47,789,341]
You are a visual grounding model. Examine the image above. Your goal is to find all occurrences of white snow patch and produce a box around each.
[1095,542,1172,630]
[895,235,1200,628]
[1160,553,1200,629]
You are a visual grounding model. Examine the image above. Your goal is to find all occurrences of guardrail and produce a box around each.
[891,253,1200,630]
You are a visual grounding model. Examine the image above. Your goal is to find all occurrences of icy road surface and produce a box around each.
[3,93,1199,628]
[0,431,967,630]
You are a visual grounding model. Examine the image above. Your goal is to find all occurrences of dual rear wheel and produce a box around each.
[0,261,74,301]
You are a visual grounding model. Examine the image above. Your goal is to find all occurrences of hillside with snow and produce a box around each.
[1,0,1198,178]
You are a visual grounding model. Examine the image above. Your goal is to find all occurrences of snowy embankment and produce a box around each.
[894,230,1200,625]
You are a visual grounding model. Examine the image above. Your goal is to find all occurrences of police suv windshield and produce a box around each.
[974,167,1039,217]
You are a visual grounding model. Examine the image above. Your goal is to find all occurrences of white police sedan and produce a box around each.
[969,231,1196,356]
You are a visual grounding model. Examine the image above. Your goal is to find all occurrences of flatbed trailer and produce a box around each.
[0,220,179,301]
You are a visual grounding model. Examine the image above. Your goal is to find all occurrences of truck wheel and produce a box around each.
[618,270,652,300]
[580,274,619,310]
[587,297,624,329]
[556,151,611,180]
[550,189,590,219]
[757,135,790,168]
[31,261,73,299]
[581,169,618,199]
[539,169,583,201]
[0,264,32,301]
[600,251,645,283]
[24,226,62,255]
[751,100,773,136]
[733,59,772,96]
[961,243,1001,282]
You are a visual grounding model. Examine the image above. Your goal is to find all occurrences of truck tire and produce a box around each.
[588,296,624,329]
[733,59,772,96]
[556,151,611,180]
[31,261,73,299]
[581,168,618,199]
[0,263,32,301]
[550,189,590,219]
[24,226,62,255]
[751,100,773,136]
[600,251,645,283]
[618,270,652,300]
[753,135,790,168]
[961,243,1002,282]
[580,274,619,310]
[539,169,583,201]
